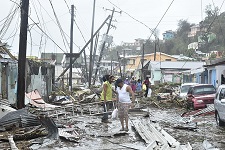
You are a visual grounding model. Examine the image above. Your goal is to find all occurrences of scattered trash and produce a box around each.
[203,140,219,150]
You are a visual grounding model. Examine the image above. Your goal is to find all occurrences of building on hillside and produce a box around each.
[121,38,145,50]
[162,30,175,40]
[171,54,195,61]
[134,38,145,47]
[188,24,201,37]
[195,51,207,60]
[188,42,199,50]
[206,51,223,59]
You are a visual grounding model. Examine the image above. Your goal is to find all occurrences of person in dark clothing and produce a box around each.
[143,77,151,97]
[222,74,225,84]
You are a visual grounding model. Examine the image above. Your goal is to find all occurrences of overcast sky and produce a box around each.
[1,0,225,57]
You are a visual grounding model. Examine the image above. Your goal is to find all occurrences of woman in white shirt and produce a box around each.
[116,79,135,132]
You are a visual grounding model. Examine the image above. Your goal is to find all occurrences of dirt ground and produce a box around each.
[28,103,225,150]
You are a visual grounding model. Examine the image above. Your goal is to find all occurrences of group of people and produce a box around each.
[124,76,151,98]
[99,75,151,132]
[100,75,135,131]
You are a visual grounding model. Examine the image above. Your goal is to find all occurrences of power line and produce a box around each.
[36,1,80,50]
[211,0,225,44]
[74,19,87,43]
[147,0,175,41]
[206,0,225,33]
[10,0,67,54]
[107,0,157,39]
[48,0,70,52]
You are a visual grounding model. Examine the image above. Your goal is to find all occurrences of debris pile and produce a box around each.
[132,120,192,150]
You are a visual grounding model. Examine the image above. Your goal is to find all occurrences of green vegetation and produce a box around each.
[108,5,225,60]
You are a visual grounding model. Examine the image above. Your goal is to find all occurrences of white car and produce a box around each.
[179,83,198,99]
[214,84,225,126]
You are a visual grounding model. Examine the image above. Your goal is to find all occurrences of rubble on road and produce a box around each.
[132,120,192,150]
[0,82,222,149]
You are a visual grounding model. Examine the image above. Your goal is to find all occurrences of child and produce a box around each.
[136,79,142,96]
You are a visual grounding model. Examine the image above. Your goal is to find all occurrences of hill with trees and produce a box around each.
[106,5,225,60]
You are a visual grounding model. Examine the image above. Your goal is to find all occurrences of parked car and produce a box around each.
[186,84,216,109]
[179,83,198,99]
[214,84,225,126]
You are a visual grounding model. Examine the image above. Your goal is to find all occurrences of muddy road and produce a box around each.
[29,104,225,150]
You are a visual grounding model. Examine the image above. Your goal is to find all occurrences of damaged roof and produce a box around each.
[149,61,205,70]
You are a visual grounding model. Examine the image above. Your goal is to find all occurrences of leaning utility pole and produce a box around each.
[92,33,99,74]
[141,44,145,82]
[17,0,29,109]
[93,8,115,83]
[88,0,96,88]
[69,5,74,92]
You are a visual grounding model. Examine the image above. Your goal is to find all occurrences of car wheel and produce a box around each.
[216,112,225,126]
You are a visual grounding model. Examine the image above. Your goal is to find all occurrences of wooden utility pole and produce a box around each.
[17,0,29,109]
[141,44,145,82]
[88,0,96,88]
[69,5,74,92]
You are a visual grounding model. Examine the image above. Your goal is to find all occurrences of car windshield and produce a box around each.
[193,85,216,95]
[181,85,192,93]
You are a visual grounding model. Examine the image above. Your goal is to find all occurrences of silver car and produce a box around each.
[179,83,198,99]
[214,84,225,126]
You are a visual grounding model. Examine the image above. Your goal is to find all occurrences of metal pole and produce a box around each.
[123,49,125,79]
[117,51,122,78]
[56,15,110,82]
[88,0,96,88]
[93,8,115,82]
[83,50,88,80]
[141,44,144,82]
[111,59,113,75]
[17,0,29,109]
[154,40,156,61]
[92,33,100,85]
[69,5,74,92]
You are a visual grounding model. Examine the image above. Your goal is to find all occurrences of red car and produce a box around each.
[186,84,216,109]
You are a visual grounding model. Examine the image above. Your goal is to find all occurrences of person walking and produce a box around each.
[136,79,142,96]
[116,78,135,132]
[100,75,115,123]
[143,77,151,97]
[130,77,136,92]
[124,78,130,85]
